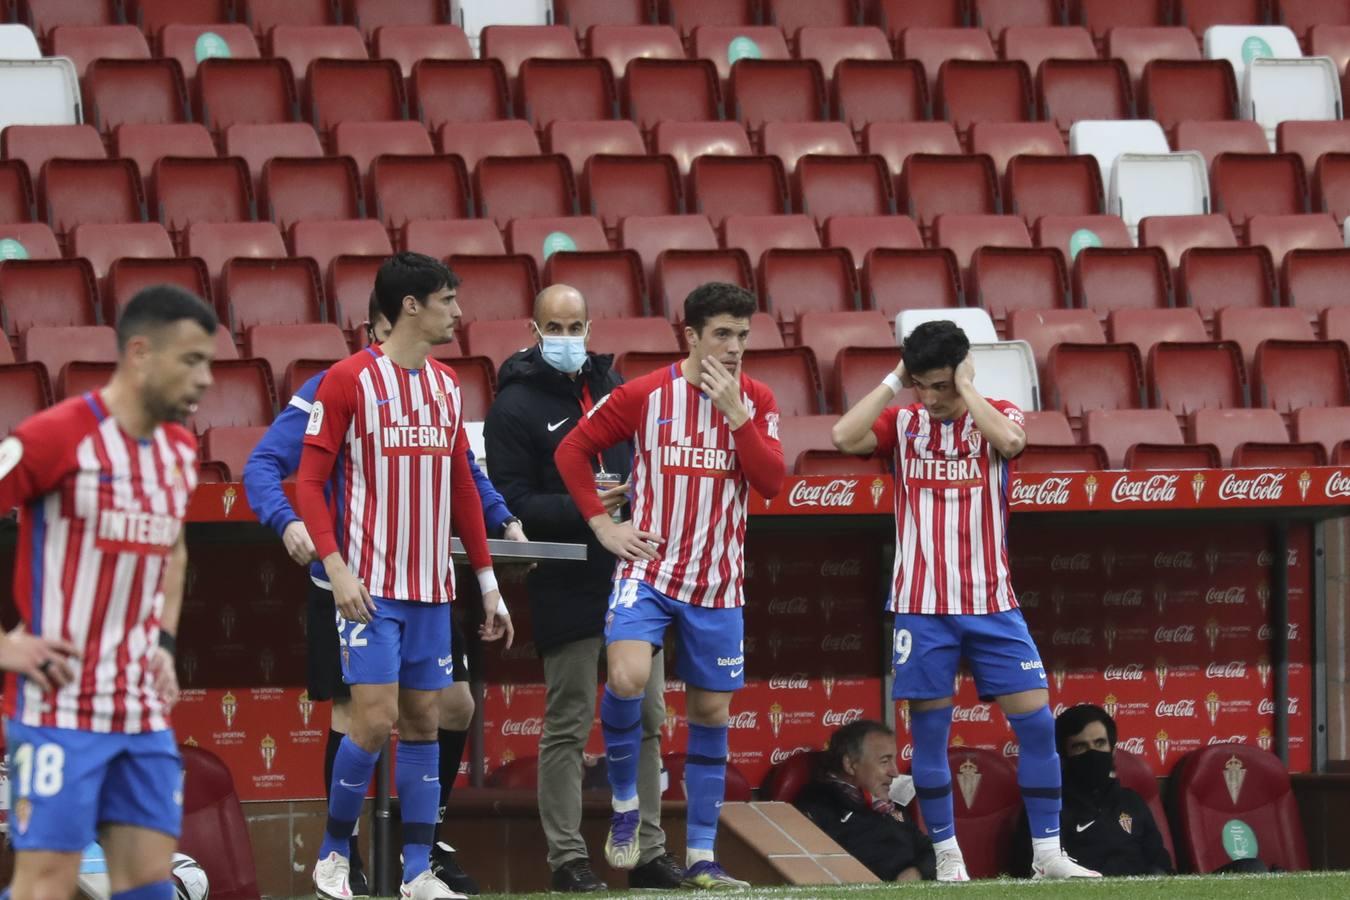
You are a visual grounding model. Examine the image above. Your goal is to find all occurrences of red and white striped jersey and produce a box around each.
[304,346,468,604]
[873,401,1024,616]
[0,393,197,733]
[567,364,781,608]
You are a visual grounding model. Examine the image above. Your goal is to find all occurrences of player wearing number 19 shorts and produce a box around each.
[555,283,785,890]
[1,287,219,900]
[833,320,1100,883]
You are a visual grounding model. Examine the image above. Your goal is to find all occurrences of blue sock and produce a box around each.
[686,722,729,852]
[911,705,956,843]
[111,882,174,900]
[601,686,643,805]
[1009,706,1062,840]
[320,737,380,860]
[396,739,440,883]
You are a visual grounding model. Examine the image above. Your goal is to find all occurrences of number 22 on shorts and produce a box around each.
[894,628,913,666]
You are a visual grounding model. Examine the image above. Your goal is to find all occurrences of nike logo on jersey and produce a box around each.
[841,812,853,823]
[548,418,570,432]
[729,668,743,678]
[376,397,395,406]
[1076,821,1095,832]
[657,417,675,426]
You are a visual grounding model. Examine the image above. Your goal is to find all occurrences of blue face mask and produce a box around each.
[536,325,589,374]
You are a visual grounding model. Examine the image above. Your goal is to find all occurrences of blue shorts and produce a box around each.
[3,720,182,852]
[607,579,745,692]
[891,609,1048,701]
[338,597,453,690]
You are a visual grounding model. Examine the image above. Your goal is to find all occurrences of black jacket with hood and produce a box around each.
[794,777,937,882]
[483,345,631,654]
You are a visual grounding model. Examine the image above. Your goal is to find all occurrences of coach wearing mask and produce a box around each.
[484,284,680,892]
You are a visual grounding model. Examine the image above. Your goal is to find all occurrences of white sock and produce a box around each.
[1032,836,1061,865]
[612,795,639,813]
[934,837,961,855]
[687,848,714,867]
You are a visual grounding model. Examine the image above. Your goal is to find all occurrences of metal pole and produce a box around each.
[373,742,397,897]
[1272,521,1290,766]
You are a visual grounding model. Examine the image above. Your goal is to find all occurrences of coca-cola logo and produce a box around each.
[1218,472,1286,502]
[822,708,864,727]
[769,747,810,765]
[1111,474,1179,504]
[1003,742,1021,757]
[501,717,543,736]
[1051,553,1091,572]
[1104,664,1144,681]
[952,704,992,723]
[767,597,809,615]
[821,634,863,652]
[1102,589,1143,607]
[1258,697,1301,715]
[1258,623,1300,641]
[1154,625,1196,644]
[1154,551,1194,569]
[1010,477,1071,506]
[1052,703,1069,717]
[1020,590,1041,608]
[820,559,862,577]
[727,711,759,729]
[1325,471,1350,499]
[1257,549,1299,567]
[1117,737,1146,755]
[901,744,914,761]
[788,479,857,508]
[768,675,810,690]
[1206,662,1248,679]
[1155,699,1196,717]
[1052,627,1093,646]
[1205,587,1247,605]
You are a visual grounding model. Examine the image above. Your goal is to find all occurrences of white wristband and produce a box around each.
[476,568,499,596]
[882,373,904,396]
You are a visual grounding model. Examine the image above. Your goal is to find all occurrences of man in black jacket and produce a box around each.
[1012,704,1175,877]
[794,720,936,882]
[483,284,679,893]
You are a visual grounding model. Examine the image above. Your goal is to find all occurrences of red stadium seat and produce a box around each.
[1284,248,1350,318]
[57,360,113,400]
[475,155,578,229]
[1279,0,1350,39]
[1127,441,1221,468]
[588,24,683,81]
[448,254,540,324]
[662,751,754,802]
[1175,0,1265,36]
[760,749,825,802]
[582,154,682,234]
[1006,155,1104,223]
[1021,409,1075,444]
[1002,25,1096,74]
[291,219,392,277]
[969,246,1069,333]
[124,0,228,32]
[970,122,1065,176]
[0,362,52,433]
[0,223,61,260]
[220,256,324,332]
[1140,60,1238,134]
[765,0,858,32]
[462,319,530,371]
[932,213,1031,273]
[1254,339,1350,412]
[936,59,1034,139]
[481,24,580,84]
[105,257,212,320]
[748,311,785,349]
[1039,59,1134,137]
[519,58,618,130]
[151,157,253,242]
[1007,308,1106,377]
[833,59,927,136]
[1073,246,1171,316]
[798,27,891,84]
[0,259,99,336]
[654,249,754,321]
[615,348,685,381]
[239,0,333,35]
[160,24,261,82]
[333,121,434,179]
[1313,153,1350,224]
[1017,443,1108,471]
[835,345,908,409]
[71,222,173,280]
[762,122,857,176]
[544,250,648,319]
[729,59,828,134]
[50,24,148,79]
[1107,307,1207,362]
[114,122,216,181]
[305,58,404,140]
[623,58,722,134]
[270,26,367,89]
[654,121,753,181]
[1216,307,1316,369]
[261,157,363,232]
[795,154,893,224]
[195,58,298,137]
[222,123,324,197]
[483,754,539,789]
[342,0,452,40]
[1277,121,1350,177]
[797,309,893,402]
[191,358,275,432]
[1107,26,1201,90]
[1178,246,1277,323]
[84,58,189,134]
[439,121,541,174]
[724,214,820,270]
[21,325,116,387]
[374,26,472,79]
[689,155,790,226]
[1035,215,1132,262]
[1231,440,1325,467]
[177,746,262,900]
[586,317,679,356]
[1138,213,1236,272]
[200,425,267,482]
[1045,342,1144,424]
[2,125,105,181]
[691,26,790,83]
[325,254,381,333]
[555,0,652,34]
[972,0,1059,32]
[402,220,504,259]
[39,158,145,241]
[1084,408,1186,468]
[899,155,1001,237]
[863,248,963,317]
[1149,340,1247,418]
[741,346,823,415]
[244,323,349,385]
[875,0,965,36]
[620,213,718,284]
[939,747,1021,880]
[864,122,962,185]
[548,120,645,179]
[1190,407,1290,466]
[1174,120,1268,169]
[1248,213,1342,268]
[899,27,995,90]
[1293,405,1350,459]
[507,216,608,273]
[823,214,923,268]
[760,248,859,327]
[411,59,511,130]
[0,161,35,226]
[370,155,470,233]
[20,1,118,42]
[794,449,886,474]
[1210,153,1309,233]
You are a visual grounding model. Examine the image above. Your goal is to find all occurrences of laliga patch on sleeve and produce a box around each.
[0,436,23,480]
[765,412,780,441]
[305,401,324,436]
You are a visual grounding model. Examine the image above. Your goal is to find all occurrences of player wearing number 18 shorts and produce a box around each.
[833,321,1100,883]
[0,287,219,900]
[555,283,785,889]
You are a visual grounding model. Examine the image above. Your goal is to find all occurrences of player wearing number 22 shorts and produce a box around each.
[834,320,1100,883]
[0,287,220,900]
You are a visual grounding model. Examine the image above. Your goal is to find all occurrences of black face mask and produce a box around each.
[1063,749,1115,794]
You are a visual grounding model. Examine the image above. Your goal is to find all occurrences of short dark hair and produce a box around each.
[683,282,757,333]
[1055,704,1117,756]
[373,252,460,327]
[116,284,217,352]
[824,719,894,776]
[901,320,970,377]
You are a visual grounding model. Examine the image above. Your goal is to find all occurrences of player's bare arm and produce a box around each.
[477,583,514,649]
[323,554,376,624]
[282,519,317,566]
[833,359,910,456]
[150,530,188,709]
[699,356,750,428]
[954,355,1027,459]
[0,626,77,692]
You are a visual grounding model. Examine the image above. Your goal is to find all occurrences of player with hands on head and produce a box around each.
[833,320,1099,882]
[555,282,785,890]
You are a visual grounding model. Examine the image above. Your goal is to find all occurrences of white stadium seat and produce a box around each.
[1204,25,1302,84]
[1244,57,1343,148]
[0,58,81,129]
[1109,151,1210,239]
[1070,120,1170,191]
[968,341,1040,411]
[896,307,999,344]
[0,24,42,59]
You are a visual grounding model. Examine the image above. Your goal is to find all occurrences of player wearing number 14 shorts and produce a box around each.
[833,321,1100,883]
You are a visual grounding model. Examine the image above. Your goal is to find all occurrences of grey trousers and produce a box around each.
[538,635,667,870]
